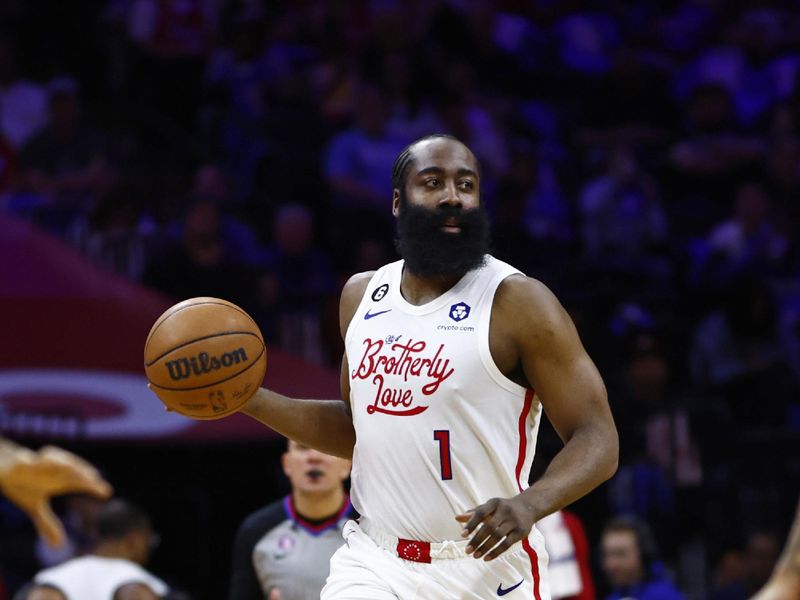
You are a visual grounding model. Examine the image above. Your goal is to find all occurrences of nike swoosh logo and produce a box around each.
[497,580,524,596]
[364,309,392,320]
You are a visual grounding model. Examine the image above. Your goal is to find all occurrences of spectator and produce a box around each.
[323,84,409,214]
[16,77,115,236]
[538,510,595,600]
[709,531,782,600]
[0,37,47,150]
[261,203,337,364]
[699,182,789,286]
[579,145,668,262]
[26,499,167,599]
[689,279,794,427]
[142,197,256,306]
[600,516,686,600]
[127,0,215,129]
[228,440,354,600]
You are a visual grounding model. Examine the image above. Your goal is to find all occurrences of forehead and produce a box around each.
[410,138,478,175]
[603,529,637,548]
[287,440,304,452]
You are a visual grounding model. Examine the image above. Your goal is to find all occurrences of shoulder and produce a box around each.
[339,271,376,336]
[492,274,582,359]
[236,499,288,543]
[494,275,567,330]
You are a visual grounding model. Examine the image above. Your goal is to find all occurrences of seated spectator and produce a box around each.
[0,37,47,150]
[260,203,337,364]
[669,84,765,177]
[580,145,668,261]
[709,531,782,600]
[690,278,794,426]
[600,516,685,600]
[142,197,256,306]
[127,0,214,130]
[83,183,154,281]
[323,84,410,215]
[697,181,789,286]
[578,145,671,298]
[16,77,116,236]
[26,499,168,599]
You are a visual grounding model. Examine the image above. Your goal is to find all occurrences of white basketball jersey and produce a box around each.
[35,555,169,599]
[345,255,544,541]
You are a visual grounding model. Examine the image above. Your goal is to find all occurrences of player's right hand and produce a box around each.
[0,445,113,547]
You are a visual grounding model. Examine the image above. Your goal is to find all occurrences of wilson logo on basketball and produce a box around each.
[165,348,249,381]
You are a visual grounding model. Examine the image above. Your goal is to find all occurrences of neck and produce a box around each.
[400,267,463,306]
[93,540,134,563]
[292,487,345,521]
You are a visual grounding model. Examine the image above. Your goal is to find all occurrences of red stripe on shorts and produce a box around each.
[522,538,542,600]
[516,389,541,600]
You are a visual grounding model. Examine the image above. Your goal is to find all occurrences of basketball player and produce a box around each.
[229,440,354,600]
[236,134,618,598]
[0,437,112,547]
[752,500,800,600]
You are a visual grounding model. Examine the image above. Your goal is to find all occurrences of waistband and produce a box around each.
[358,518,478,563]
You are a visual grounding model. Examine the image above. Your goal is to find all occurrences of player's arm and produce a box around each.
[751,499,800,600]
[240,272,373,459]
[0,438,112,547]
[459,277,618,560]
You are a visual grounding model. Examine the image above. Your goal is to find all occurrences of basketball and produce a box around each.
[144,297,267,420]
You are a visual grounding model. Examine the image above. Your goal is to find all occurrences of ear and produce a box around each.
[339,460,352,481]
[392,189,400,217]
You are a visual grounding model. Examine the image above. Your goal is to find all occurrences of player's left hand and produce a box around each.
[456,496,536,561]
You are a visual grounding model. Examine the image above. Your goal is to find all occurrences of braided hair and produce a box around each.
[391,133,467,191]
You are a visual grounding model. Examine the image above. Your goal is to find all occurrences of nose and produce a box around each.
[439,180,462,208]
[306,448,324,462]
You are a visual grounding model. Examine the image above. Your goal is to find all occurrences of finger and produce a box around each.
[462,499,498,536]
[483,527,523,561]
[268,588,282,600]
[454,511,473,524]
[30,501,66,548]
[470,519,513,559]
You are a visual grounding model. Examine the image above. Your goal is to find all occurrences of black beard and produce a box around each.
[394,196,491,278]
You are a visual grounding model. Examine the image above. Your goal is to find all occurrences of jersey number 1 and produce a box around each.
[434,430,452,480]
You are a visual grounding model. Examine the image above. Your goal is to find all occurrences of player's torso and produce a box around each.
[345,256,542,541]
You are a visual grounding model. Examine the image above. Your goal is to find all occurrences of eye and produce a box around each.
[424,178,440,188]
[458,180,475,191]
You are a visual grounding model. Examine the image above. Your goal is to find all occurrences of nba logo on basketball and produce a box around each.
[449,302,470,322]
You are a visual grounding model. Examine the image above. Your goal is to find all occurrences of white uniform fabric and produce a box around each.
[334,256,550,599]
[537,512,582,599]
[34,555,169,599]
[322,520,550,600]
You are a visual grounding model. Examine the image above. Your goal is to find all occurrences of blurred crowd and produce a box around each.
[1,0,800,598]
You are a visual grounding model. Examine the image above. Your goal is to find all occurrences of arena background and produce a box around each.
[1,1,800,599]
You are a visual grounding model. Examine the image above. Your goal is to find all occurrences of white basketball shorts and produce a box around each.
[321,519,551,600]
